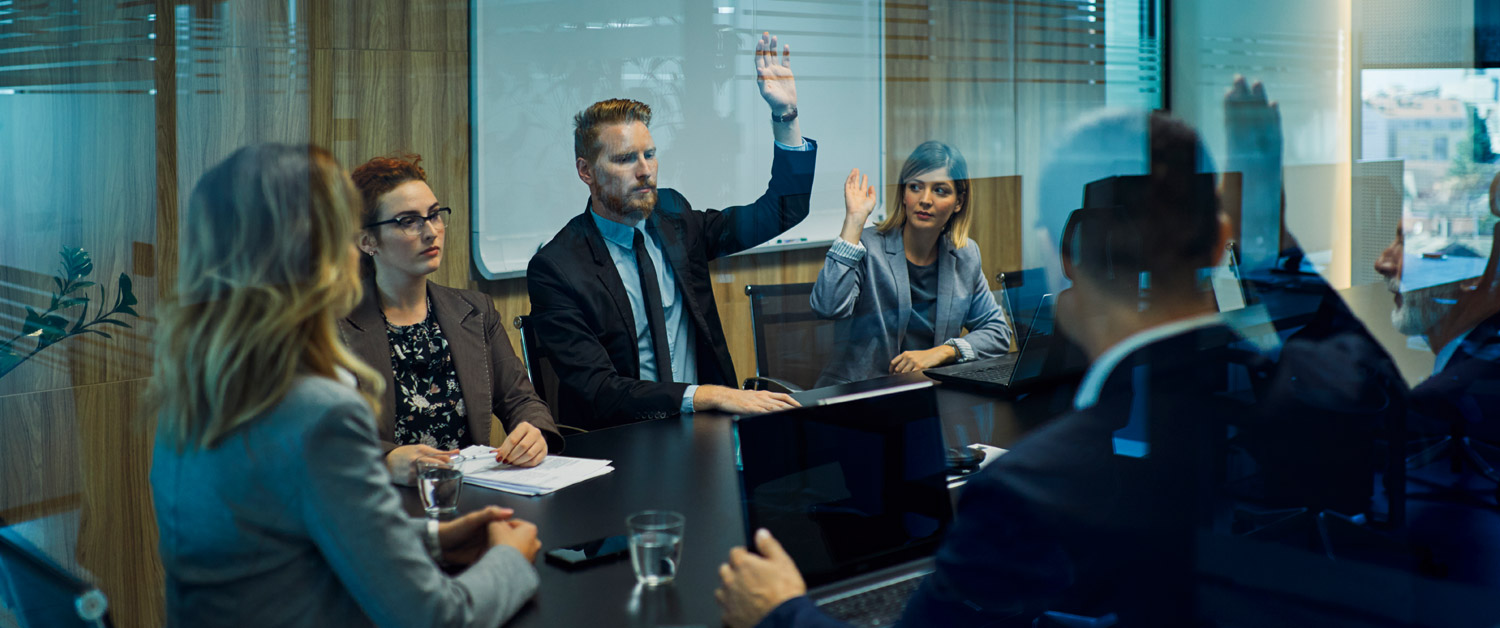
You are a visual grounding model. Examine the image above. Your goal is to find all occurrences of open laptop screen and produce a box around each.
[733,384,952,588]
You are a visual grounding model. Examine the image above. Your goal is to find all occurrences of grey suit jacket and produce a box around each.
[340,277,563,454]
[810,226,1012,386]
[150,375,539,627]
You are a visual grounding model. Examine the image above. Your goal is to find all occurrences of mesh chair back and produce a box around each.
[745,283,836,391]
[514,315,564,424]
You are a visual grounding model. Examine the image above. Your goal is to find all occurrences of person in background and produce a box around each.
[149,143,542,627]
[1375,172,1500,453]
[343,153,561,482]
[810,141,1012,386]
[527,32,814,430]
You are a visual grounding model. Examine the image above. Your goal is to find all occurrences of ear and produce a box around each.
[357,230,379,257]
[576,157,594,185]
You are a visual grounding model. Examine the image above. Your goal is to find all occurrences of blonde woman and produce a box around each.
[810,142,1013,386]
[149,144,542,627]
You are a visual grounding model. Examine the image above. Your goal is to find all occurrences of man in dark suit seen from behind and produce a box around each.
[527,32,815,430]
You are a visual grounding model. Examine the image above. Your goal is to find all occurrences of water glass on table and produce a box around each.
[414,457,463,519]
[627,510,684,586]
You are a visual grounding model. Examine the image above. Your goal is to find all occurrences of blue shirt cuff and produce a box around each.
[774,137,815,152]
[681,385,699,414]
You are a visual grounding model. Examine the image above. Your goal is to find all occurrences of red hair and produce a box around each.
[350,153,427,226]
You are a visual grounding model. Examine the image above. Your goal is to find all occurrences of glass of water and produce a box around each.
[414,458,463,519]
[626,510,684,586]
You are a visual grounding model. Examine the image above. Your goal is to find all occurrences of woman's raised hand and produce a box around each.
[843,168,878,220]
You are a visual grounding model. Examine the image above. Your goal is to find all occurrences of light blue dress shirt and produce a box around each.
[590,140,811,413]
[590,210,700,412]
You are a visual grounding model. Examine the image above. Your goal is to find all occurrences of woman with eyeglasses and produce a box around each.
[150,144,542,626]
[343,153,561,482]
[810,141,1013,386]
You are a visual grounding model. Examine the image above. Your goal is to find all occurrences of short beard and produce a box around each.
[1389,276,1459,337]
[594,184,657,223]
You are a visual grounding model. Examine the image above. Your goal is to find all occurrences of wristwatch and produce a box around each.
[772,106,798,124]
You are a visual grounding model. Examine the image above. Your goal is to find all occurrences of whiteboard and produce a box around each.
[471,0,884,279]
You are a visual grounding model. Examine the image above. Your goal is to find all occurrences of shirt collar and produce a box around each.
[1073,312,1227,410]
[1433,326,1478,375]
[589,208,645,249]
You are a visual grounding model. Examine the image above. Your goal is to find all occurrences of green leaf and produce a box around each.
[61,247,93,280]
[94,318,131,328]
[84,330,112,340]
[39,314,69,344]
[115,273,137,308]
[63,281,96,296]
[68,300,90,334]
[23,307,45,336]
[55,297,88,310]
[0,350,22,376]
[53,276,63,293]
[116,305,138,318]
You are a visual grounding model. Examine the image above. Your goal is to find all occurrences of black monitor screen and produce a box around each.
[733,385,952,588]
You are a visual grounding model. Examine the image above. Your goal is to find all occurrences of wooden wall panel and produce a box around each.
[311,48,472,292]
[311,0,468,52]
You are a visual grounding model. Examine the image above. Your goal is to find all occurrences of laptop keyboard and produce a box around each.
[817,572,925,627]
[946,360,1017,384]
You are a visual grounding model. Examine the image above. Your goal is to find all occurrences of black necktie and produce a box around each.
[632,230,675,384]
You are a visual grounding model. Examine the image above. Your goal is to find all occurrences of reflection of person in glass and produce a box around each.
[809,142,1012,386]
[527,32,814,429]
[150,145,542,627]
[1375,173,1500,449]
[716,115,1219,628]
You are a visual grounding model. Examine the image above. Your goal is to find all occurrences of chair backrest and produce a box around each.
[745,282,836,391]
[0,524,111,627]
[513,315,564,425]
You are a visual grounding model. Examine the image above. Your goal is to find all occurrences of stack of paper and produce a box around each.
[451,446,614,496]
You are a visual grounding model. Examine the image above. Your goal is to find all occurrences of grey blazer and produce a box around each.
[340,277,563,454]
[150,375,539,627]
[810,226,1012,386]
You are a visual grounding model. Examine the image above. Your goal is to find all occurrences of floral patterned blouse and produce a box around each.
[385,298,471,450]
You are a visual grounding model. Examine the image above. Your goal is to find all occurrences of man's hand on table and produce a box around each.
[695,385,801,415]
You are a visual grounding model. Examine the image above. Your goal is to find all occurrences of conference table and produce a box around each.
[402,372,1073,627]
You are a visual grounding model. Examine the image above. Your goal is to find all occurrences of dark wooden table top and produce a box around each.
[403,372,1071,627]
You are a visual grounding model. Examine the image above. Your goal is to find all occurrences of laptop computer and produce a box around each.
[733,383,952,627]
[924,294,1083,394]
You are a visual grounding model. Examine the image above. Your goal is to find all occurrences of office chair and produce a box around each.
[1405,423,1500,503]
[0,522,112,627]
[512,315,586,435]
[742,282,836,393]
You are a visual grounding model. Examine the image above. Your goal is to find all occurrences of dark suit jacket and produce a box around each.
[526,143,816,430]
[339,276,563,454]
[1410,310,1500,442]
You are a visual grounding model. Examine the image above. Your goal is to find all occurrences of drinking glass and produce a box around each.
[414,458,463,519]
[626,510,684,586]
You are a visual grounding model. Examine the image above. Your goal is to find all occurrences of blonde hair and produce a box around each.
[149,144,383,451]
[875,141,973,249]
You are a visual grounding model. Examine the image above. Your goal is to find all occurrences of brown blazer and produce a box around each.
[339,277,563,455]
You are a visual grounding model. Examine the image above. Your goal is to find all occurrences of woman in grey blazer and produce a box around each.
[345,153,560,483]
[149,144,542,627]
[811,142,1013,386]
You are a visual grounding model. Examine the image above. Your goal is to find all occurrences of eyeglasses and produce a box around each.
[365,207,451,237]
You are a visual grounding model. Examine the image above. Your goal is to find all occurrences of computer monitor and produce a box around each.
[733,384,953,588]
